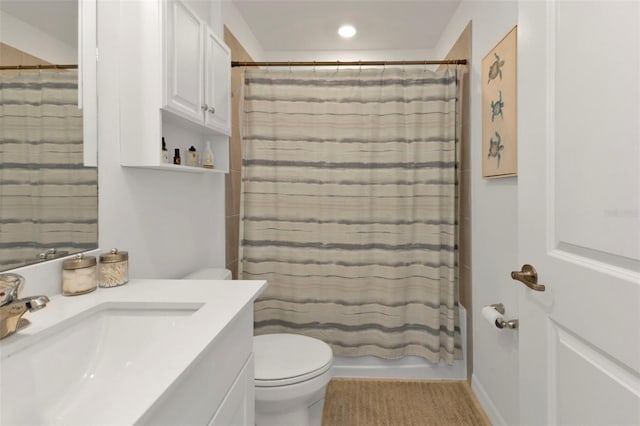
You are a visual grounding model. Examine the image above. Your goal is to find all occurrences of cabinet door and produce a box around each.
[165,0,204,122]
[204,28,231,135]
[208,355,255,426]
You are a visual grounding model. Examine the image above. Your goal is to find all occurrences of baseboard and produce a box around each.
[471,373,507,426]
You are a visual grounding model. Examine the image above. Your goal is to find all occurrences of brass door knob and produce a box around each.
[511,264,546,292]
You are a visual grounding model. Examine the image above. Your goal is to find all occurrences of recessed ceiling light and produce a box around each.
[338,24,356,39]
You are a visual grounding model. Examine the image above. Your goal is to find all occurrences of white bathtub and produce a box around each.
[331,305,467,380]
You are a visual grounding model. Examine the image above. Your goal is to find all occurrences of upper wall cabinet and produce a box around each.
[164,0,204,122]
[119,0,230,172]
[204,29,231,133]
[164,1,231,135]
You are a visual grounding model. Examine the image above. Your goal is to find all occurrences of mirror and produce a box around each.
[0,0,98,271]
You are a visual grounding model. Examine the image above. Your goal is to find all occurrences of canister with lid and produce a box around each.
[98,248,129,288]
[62,254,97,296]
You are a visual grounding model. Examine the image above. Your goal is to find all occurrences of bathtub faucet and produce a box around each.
[0,273,49,340]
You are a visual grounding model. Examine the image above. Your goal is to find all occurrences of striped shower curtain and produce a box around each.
[0,70,97,270]
[240,68,461,364]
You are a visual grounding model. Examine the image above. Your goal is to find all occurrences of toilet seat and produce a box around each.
[254,334,333,387]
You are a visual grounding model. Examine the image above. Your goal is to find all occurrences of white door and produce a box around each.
[204,28,231,134]
[517,1,640,425]
[164,0,204,122]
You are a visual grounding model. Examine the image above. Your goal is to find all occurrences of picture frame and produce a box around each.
[482,26,517,178]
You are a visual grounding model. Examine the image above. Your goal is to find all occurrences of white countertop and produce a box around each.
[0,279,267,425]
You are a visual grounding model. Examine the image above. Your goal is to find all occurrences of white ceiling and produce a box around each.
[232,0,462,52]
[1,0,78,47]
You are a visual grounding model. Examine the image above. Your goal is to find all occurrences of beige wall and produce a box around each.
[438,22,472,380]
[224,27,253,279]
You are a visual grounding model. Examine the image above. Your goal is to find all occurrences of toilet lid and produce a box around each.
[254,334,333,387]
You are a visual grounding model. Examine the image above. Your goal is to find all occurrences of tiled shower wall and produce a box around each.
[224,27,253,279]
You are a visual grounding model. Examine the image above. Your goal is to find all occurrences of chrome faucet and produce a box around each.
[0,273,49,340]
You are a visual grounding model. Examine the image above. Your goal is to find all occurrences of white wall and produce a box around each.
[221,1,266,61]
[97,1,225,280]
[435,2,519,425]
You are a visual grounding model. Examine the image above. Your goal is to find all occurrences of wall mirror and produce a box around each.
[0,0,98,271]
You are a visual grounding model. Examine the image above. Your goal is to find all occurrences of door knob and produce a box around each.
[511,264,545,292]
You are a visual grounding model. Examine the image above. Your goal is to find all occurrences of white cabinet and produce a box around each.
[204,28,231,134]
[118,0,230,173]
[164,0,230,135]
[164,0,204,121]
[138,307,256,425]
[209,355,255,426]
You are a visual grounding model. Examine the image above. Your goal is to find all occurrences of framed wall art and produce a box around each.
[482,26,517,178]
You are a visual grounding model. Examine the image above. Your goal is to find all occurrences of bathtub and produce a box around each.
[331,305,467,380]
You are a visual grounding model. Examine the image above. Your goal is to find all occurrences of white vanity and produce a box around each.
[0,279,267,425]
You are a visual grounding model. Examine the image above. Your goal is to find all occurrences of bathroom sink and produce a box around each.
[0,302,200,425]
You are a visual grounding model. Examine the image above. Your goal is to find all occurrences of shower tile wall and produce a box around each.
[439,22,472,379]
[224,27,253,279]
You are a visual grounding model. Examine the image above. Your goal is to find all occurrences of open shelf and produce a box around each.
[122,164,226,174]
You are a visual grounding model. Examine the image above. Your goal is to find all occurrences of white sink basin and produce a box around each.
[1,302,201,425]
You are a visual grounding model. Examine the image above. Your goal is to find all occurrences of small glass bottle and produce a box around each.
[173,148,181,165]
[98,248,129,288]
[62,254,97,296]
[161,137,169,163]
[202,141,214,169]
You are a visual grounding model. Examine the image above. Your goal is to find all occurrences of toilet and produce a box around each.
[183,268,334,426]
[254,333,333,426]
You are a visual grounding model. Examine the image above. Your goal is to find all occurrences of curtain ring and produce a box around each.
[359,60,362,72]
[336,60,340,72]
[313,61,317,72]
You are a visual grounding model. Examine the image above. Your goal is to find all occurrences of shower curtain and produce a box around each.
[0,70,97,269]
[240,68,461,364]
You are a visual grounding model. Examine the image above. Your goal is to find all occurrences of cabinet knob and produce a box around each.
[209,107,216,114]
[202,104,209,111]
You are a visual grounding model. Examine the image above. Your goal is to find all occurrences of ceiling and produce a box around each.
[1,0,78,47]
[231,0,462,52]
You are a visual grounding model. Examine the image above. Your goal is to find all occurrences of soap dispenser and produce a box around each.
[202,141,214,169]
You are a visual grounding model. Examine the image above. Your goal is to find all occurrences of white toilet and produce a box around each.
[183,268,334,426]
[254,333,333,426]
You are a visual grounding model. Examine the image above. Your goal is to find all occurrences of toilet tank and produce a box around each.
[183,268,232,280]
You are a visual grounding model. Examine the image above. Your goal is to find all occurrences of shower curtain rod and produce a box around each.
[231,59,467,67]
[0,64,77,70]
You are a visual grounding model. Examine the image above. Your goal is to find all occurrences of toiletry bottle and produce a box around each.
[186,145,199,167]
[161,138,169,163]
[202,141,214,169]
[173,148,181,165]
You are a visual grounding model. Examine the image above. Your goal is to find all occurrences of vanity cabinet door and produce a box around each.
[164,0,204,122]
[204,28,231,135]
[208,355,255,426]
